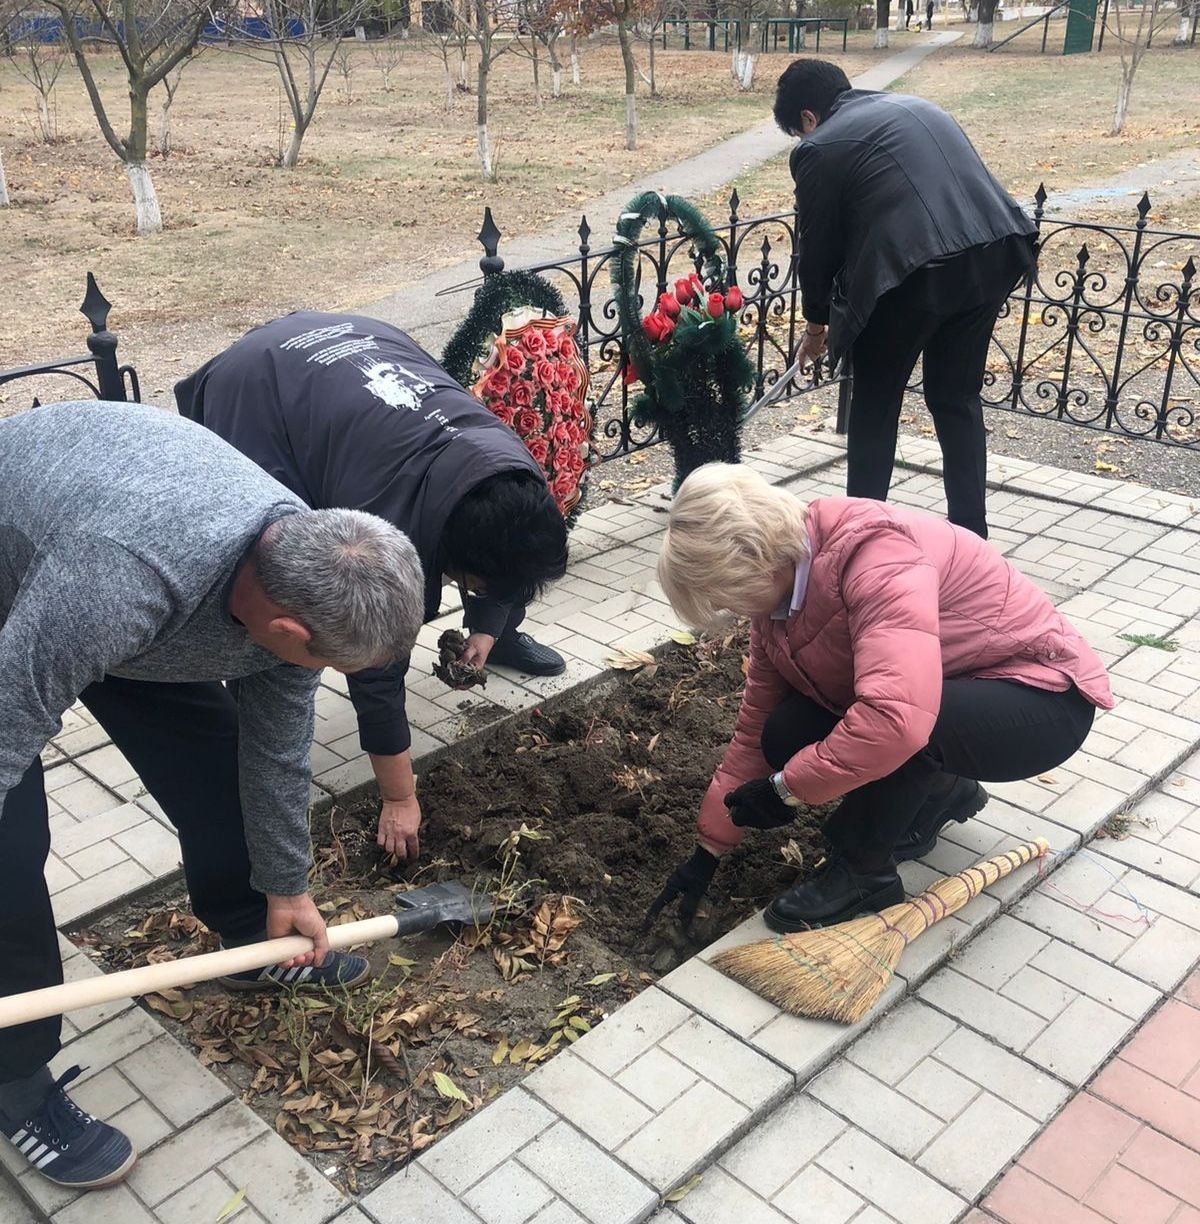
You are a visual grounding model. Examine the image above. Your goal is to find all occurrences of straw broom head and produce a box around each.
[712,838,1049,1026]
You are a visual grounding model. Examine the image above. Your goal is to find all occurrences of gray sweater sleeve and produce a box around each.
[234,663,321,895]
[0,537,170,802]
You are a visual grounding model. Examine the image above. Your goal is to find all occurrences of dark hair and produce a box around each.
[441,471,569,606]
[773,59,852,136]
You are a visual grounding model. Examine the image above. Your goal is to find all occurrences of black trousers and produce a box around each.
[845,283,1009,540]
[761,679,1096,871]
[0,677,264,1082]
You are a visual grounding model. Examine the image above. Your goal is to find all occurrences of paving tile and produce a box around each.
[220,1131,348,1224]
[672,1167,792,1224]
[1119,998,1200,1088]
[918,969,1045,1053]
[616,1079,749,1192]
[0,1180,40,1224]
[361,1164,484,1224]
[110,1095,174,1151]
[569,988,690,1078]
[984,1165,1112,1224]
[1093,1058,1200,1155]
[614,1047,699,1112]
[155,1169,253,1224]
[518,1121,658,1224]
[931,1027,1071,1122]
[51,1184,157,1223]
[114,820,182,878]
[814,1126,966,1224]
[51,803,147,856]
[1118,1122,1200,1208]
[658,956,780,1039]
[772,1164,863,1224]
[808,1060,943,1159]
[50,858,154,924]
[1081,1163,1179,1224]
[461,1160,555,1224]
[1028,937,1160,1021]
[916,1092,1041,1199]
[55,1008,161,1083]
[63,839,128,879]
[1024,995,1141,1086]
[1019,1092,1139,1199]
[417,1087,555,1196]
[658,1014,791,1111]
[128,1099,265,1206]
[896,1056,979,1122]
[523,1204,587,1224]
[719,1095,848,1200]
[525,1050,654,1149]
[844,998,958,1086]
[117,1034,230,1127]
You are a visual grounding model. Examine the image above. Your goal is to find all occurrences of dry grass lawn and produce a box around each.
[0,33,889,398]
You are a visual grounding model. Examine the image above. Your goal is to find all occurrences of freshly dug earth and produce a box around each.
[78,633,830,1193]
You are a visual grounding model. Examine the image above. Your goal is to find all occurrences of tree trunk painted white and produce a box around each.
[282,123,304,168]
[1175,4,1195,41]
[735,50,755,89]
[875,25,889,45]
[458,49,468,86]
[445,67,455,109]
[37,94,52,143]
[0,149,9,207]
[477,122,493,177]
[973,19,993,44]
[552,67,562,97]
[625,93,636,149]
[1111,70,1132,134]
[570,39,580,84]
[127,161,162,234]
[795,24,807,47]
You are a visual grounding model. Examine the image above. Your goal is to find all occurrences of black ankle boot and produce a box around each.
[488,630,566,677]
[765,857,904,932]
[893,778,988,863]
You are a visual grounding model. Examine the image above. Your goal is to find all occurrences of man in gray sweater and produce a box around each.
[0,402,424,1192]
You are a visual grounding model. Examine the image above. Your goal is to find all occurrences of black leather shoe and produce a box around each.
[893,779,989,864]
[488,631,566,677]
[765,858,905,932]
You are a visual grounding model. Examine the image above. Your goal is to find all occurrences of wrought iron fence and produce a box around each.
[0,274,140,409]
[453,186,1200,461]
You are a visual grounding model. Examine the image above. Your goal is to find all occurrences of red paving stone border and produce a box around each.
[975,969,1200,1224]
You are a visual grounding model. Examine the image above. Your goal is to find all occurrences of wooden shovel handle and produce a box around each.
[0,915,401,1030]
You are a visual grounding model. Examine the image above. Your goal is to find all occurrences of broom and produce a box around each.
[712,838,1049,1025]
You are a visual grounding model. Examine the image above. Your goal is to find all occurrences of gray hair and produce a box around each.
[257,510,425,670]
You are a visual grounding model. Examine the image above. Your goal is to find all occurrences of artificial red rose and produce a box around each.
[622,361,642,385]
[521,328,547,356]
[526,435,551,466]
[552,445,574,474]
[534,357,558,388]
[551,472,576,502]
[643,313,665,342]
[560,364,582,392]
[492,403,517,426]
[516,408,543,436]
[567,422,588,446]
[553,390,578,418]
[707,293,725,319]
[658,292,681,319]
[674,278,694,305]
[504,345,526,374]
[510,381,534,408]
[554,361,574,388]
[557,331,576,359]
[560,448,586,476]
[549,419,574,446]
[486,369,511,397]
[724,285,744,311]
[658,315,676,339]
[690,273,705,295]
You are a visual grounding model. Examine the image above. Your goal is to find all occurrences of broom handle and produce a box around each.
[912,837,1049,925]
[0,915,402,1031]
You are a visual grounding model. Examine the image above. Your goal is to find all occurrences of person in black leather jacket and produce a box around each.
[177,313,569,863]
[775,59,1036,539]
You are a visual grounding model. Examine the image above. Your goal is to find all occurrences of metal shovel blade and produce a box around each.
[392,880,495,935]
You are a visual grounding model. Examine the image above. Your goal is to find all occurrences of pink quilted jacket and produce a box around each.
[698,497,1113,855]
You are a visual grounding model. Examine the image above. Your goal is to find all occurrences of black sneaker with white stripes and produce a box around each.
[217,948,371,992]
[0,1066,135,1189]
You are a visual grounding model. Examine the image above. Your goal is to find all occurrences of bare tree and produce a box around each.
[51,0,217,233]
[875,0,889,45]
[417,0,470,109]
[1175,0,1198,42]
[6,12,68,142]
[0,147,9,206]
[454,0,517,179]
[157,60,189,156]
[333,36,356,100]
[368,27,406,89]
[235,0,367,167]
[1107,0,1178,133]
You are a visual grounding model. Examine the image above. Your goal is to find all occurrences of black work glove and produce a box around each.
[724,777,794,829]
[640,847,720,934]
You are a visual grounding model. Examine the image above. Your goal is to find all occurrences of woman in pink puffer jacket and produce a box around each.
[650,464,1113,933]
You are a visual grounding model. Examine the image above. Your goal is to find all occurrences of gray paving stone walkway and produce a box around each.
[4,426,1200,1224]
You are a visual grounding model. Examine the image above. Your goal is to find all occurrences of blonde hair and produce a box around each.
[658,463,809,628]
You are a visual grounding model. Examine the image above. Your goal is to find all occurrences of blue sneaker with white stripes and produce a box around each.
[0,1066,135,1189]
[218,949,371,992]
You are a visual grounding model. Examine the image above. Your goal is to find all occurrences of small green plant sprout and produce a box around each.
[1117,631,1179,652]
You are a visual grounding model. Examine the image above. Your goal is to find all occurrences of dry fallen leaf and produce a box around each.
[666,1173,704,1202]
[215,1187,247,1222]
[432,1072,469,1103]
[605,647,656,671]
